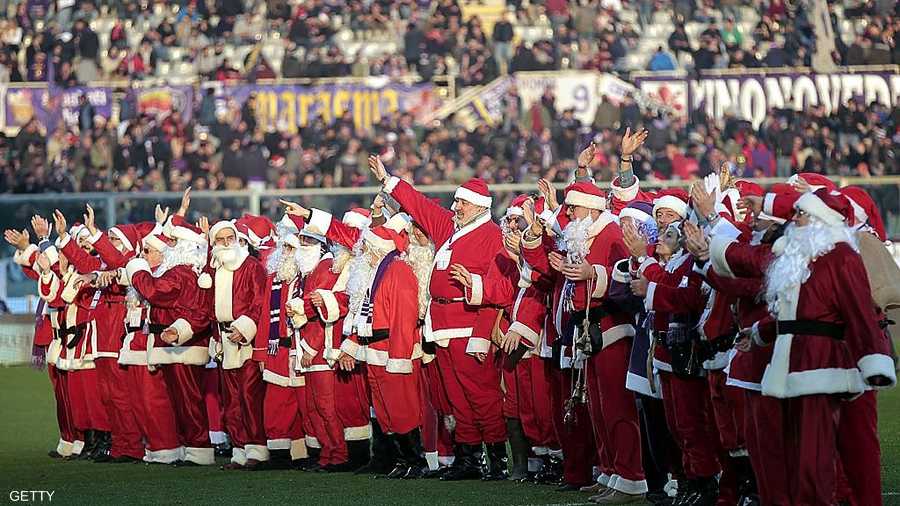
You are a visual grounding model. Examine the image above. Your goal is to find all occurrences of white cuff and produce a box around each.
[386,358,413,374]
[692,261,711,277]
[384,175,401,194]
[88,230,103,244]
[314,289,340,323]
[709,235,738,278]
[750,321,769,347]
[636,256,658,277]
[287,298,308,328]
[298,338,318,358]
[465,274,484,305]
[858,354,897,389]
[125,258,151,283]
[168,318,194,345]
[55,234,71,249]
[508,321,539,348]
[465,337,491,355]
[591,265,608,299]
[13,244,38,267]
[340,339,362,360]
[231,315,258,342]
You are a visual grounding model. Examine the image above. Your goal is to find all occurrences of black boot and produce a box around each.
[300,446,323,472]
[214,438,232,458]
[385,435,409,479]
[481,442,509,481]
[732,455,759,506]
[93,432,112,460]
[78,430,97,460]
[533,453,563,484]
[355,420,396,475]
[506,418,529,481]
[346,439,372,471]
[683,476,718,506]
[399,429,428,479]
[250,449,292,471]
[673,479,693,506]
[440,444,484,481]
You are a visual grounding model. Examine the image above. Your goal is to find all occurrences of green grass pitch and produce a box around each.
[0,365,898,505]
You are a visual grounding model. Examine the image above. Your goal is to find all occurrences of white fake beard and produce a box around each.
[562,216,594,263]
[345,247,376,324]
[764,220,858,313]
[212,243,246,271]
[266,245,300,282]
[331,244,352,274]
[405,241,435,318]
[296,245,322,276]
[156,240,207,277]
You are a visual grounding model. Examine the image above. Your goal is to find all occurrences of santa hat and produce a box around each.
[841,186,887,241]
[109,222,158,252]
[759,184,799,224]
[143,233,174,253]
[735,180,764,198]
[166,215,207,245]
[236,214,275,250]
[69,223,91,242]
[278,214,299,234]
[506,195,530,217]
[208,220,239,245]
[363,225,409,253]
[788,173,837,192]
[619,200,654,224]
[653,188,689,219]
[385,212,412,233]
[564,182,607,210]
[454,178,492,208]
[794,188,855,227]
[342,208,372,229]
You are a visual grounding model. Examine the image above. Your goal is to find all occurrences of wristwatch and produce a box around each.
[705,212,717,222]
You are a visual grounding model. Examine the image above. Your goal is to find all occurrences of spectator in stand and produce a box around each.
[648,46,677,71]
[492,10,515,74]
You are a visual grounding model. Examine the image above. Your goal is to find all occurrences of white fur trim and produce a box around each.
[144,446,183,464]
[465,337,491,355]
[305,436,320,449]
[508,321,539,348]
[344,424,372,441]
[231,315,257,342]
[262,368,305,387]
[386,358,413,374]
[709,236,738,278]
[54,234,71,249]
[455,186,492,208]
[168,318,194,346]
[385,213,412,233]
[653,195,688,218]
[363,228,396,252]
[143,235,169,253]
[315,289,341,323]
[591,265,608,299]
[171,224,207,245]
[209,221,238,246]
[565,190,606,210]
[762,193,778,217]
[267,438,291,450]
[125,258,151,283]
[611,175,640,202]
[245,444,270,461]
[290,439,308,460]
[307,208,333,237]
[602,323,636,348]
[287,298,308,328]
[214,267,235,321]
[618,207,652,223]
[148,344,210,366]
[384,175,401,194]
[342,210,371,229]
[423,326,473,343]
[858,354,897,389]
[505,206,524,217]
[644,282,657,312]
[466,274,484,305]
[611,474,649,494]
[107,227,132,251]
[13,244,38,267]
[626,371,656,398]
[56,439,74,457]
[612,259,632,284]
[231,447,247,465]
[45,245,60,267]
[795,192,846,227]
[340,339,362,360]
[184,446,214,465]
[425,451,440,471]
[598,473,612,486]
[750,321,767,347]
[197,272,212,289]
[298,338,318,358]
[636,257,658,277]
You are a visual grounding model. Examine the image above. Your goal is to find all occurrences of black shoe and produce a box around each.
[506,418,529,481]
[213,440,232,458]
[533,454,563,484]
[92,453,115,463]
[556,482,589,492]
[249,449,291,471]
[48,450,65,459]
[646,491,674,506]
[78,430,97,460]
[323,461,357,473]
[422,466,450,479]
[440,444,484,481]
[346,439,372,471]
[732,455,759,506]
[89,432,112,460]
[385,463,410,479]
[481,442,509,481]
[171,459,201,467]
[302,461,325,473]
[354,457,396,475]
[682,476,718,506]
[402,464,428,479]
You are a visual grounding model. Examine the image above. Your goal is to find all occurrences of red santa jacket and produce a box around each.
[38,265,98,370]
[711,234,896,397]
[463,249,519,355]
[13,243,55,348]
[362,255,422,373]
[261,273,304,387]
[288,254,346,372]
[522,212,635,350]
[127,259,212,367]
[383,176,504,348]
[209,252,267,370]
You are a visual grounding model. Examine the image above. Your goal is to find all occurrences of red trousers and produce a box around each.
[549,365,596,486]
[517,356,556,447]
[203,367,224,434]
[335,368,371,441]
[780,394,841,505]
[659,372,721,479]
[69,367,111,432]
[162,364,211,450]
[708,370,746,505]
[585,339,646,493]
[744,390,789,506]
[48,365,82,455]
[501,357,519,419]
[264,383,306,453]
[95,359,143,459]
[221,361,267,461]
[305,370,348,465]
[420,362,453,458]
[435,339,506,444]
[130,365,181,462]
[837,391,881,506]
[368,363,422,434]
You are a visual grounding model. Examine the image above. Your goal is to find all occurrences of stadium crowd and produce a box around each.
[4,140,899,505]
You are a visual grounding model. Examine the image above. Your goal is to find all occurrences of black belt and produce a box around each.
[56,323,88,349]
[357,329,389,346]
[432,297,463,305]
[279,337,292,348]
[777,320,845,340]
[147,323,168,335]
